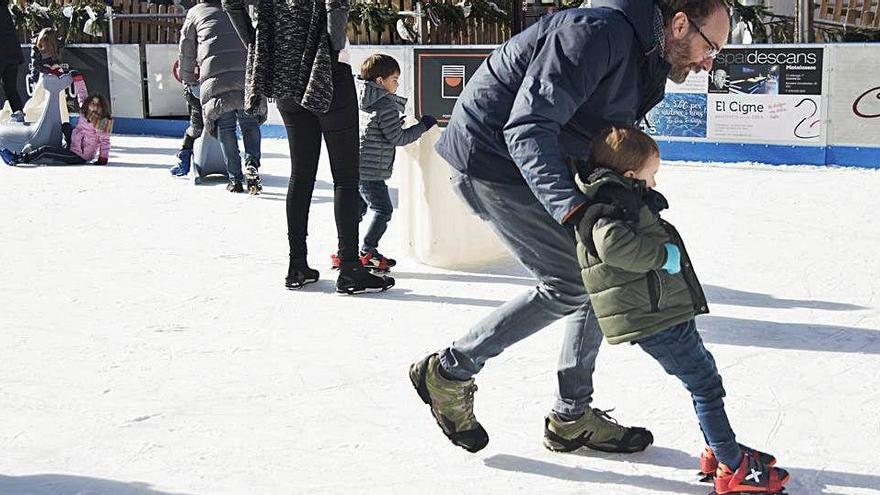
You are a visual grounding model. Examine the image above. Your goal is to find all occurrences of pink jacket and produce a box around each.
[70,117,111,163]
[69,75,111,163]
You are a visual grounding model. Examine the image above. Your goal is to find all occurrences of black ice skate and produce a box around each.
[245,164,262,195]
[336,261,394,294]
[285,258,319,289]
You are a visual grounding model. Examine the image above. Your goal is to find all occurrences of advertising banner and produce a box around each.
[17,45,112,114]
[649,46,825,146]
[705,46,824,144]
[709,47,823,95]
[413,47,494,126]
[647,72,709,138]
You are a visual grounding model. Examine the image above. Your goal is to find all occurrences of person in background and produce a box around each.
[224,0,395,293]
[169,83,204,176]
[0,0,26,123]
[178,0,264,193]
[329,53,436,272]
[1,89,111,166]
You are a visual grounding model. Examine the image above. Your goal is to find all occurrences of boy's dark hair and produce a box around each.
[81,93,111,119]
[360,54,401,81]
[590,127,659,175]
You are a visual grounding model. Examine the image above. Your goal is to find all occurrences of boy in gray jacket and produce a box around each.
[348,54,436,271]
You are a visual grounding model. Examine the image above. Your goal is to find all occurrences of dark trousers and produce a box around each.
[277,62,360,262]
[22,145,85,165]
[636,319,741,468]
[1,62,23,112]
[358,180,393,253]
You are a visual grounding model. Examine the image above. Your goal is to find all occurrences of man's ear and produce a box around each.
[671,11,689,40]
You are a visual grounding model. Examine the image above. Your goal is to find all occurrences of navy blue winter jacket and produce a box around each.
[435,0,671,225]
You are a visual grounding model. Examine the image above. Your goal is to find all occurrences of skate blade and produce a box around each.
[365,265,391,274]
[285,278,318,290]
[335,282,394,295]
[708,490,787,495]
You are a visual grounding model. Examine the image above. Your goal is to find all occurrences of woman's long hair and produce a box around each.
[81,93,111,120]
[35,28,60,60]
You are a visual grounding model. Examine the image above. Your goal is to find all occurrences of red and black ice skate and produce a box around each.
[712,451,790,495]
[359,250,395,273]
[330,251,396,273]
[699,445,777,481]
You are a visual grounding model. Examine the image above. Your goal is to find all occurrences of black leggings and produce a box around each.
[1,62,23,112]
[22,145,85,165]
[277,63,361,262]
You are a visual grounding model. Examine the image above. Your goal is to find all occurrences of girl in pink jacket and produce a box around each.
[1,85,112,166]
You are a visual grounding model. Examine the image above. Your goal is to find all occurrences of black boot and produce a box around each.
[336,261,394,294]
[285,257,319,289]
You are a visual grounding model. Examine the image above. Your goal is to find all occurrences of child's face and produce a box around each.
[376,72,400,94]
[624,153,660,188]
[88,99,103,116]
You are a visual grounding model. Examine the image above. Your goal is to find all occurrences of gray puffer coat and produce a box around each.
[178,0,266,136]
[357,78,426,181]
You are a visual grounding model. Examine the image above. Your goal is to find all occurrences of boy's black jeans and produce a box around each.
[277,62,360,263]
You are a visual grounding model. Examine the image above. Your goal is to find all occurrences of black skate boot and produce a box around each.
[227,180,244,193]
[244,158,262,195]
[285,257,319,289]
[336,261,394,294]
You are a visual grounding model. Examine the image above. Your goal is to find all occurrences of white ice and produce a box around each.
[1,135,878,495]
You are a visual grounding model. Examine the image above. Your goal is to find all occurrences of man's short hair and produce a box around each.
[659,0,730,25]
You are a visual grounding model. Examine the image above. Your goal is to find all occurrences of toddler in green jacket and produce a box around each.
[567,126,790,495]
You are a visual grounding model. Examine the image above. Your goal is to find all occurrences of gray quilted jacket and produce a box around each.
[178,0,266,136]
[357,78,426,181]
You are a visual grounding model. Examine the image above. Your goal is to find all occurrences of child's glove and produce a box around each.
[420,114,438,130]
[95,157,107,165]
[662,243,681,274]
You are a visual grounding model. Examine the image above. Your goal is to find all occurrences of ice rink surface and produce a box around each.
[1,135,878,495]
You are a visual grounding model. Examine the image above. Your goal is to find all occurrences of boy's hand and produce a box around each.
[662,243,681,274]
[420,114,438,130]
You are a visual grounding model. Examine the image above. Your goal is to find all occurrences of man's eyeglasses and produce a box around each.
[687,16,720,60]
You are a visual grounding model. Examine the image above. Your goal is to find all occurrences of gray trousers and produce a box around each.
[439,172,604,417]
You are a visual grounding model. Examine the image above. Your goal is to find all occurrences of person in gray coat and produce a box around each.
[178,0,265,192]
[350,54,436,271]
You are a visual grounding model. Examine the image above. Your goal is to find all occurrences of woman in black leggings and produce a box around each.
[224,0,393,294]
[0,0,24,122]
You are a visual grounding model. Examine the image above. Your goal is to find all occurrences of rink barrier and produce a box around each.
[26,43,873,168]
[111,118,289,139]
[656,141,880,169]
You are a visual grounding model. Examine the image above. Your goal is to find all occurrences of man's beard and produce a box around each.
[666,38,698,84]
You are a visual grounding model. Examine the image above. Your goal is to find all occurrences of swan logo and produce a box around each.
[793,98,821,139]
[852,86,880,119]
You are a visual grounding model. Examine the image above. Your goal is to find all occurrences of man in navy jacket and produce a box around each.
[410,0,730,454]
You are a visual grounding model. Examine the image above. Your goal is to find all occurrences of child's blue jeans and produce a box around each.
[358,179,393,253]
[635,319,742,469]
